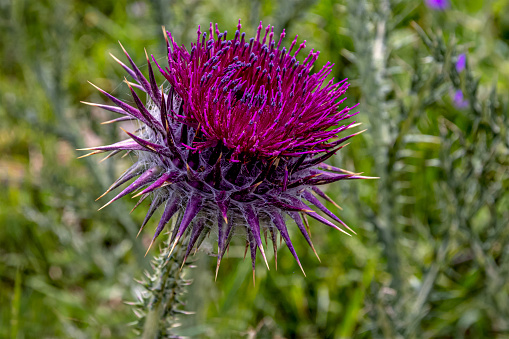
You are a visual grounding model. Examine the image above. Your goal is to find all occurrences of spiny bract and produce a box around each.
[80,20,373,278]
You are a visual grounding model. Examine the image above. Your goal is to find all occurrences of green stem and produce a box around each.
[140,238,189,339]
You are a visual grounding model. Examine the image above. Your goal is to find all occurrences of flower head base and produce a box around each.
[81,20,373,279]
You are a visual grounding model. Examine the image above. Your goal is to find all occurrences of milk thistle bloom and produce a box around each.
[81,20,371,278]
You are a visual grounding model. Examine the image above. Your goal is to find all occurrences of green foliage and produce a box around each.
[1,0,508,338]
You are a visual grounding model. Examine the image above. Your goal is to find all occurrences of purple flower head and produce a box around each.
[452,89,469,109]
[425,0,449,10]
[456,53,466,73]
[80,20,372,278]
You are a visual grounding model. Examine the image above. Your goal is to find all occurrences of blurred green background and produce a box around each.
[1,0,508,338]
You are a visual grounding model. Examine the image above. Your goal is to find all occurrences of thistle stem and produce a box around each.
[140,238,188,339]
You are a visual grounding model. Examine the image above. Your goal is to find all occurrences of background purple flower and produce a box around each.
[425,0,450,10]
[452,89,469,109]
[456,53,466,73]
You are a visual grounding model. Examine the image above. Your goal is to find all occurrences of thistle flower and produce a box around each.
[80,20,372,279]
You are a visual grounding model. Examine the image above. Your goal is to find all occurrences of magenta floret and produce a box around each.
[156,20,357,161]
